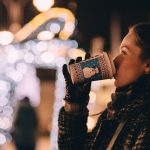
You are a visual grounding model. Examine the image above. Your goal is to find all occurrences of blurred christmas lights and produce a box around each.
[33,0,54,12]
[0,6,80,147]
[0,38,79,145]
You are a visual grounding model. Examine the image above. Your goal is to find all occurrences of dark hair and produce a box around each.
[130,23,150,61]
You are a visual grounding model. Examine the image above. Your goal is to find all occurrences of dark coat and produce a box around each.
[58,75,150,150]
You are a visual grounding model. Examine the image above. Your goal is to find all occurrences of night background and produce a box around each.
[75,0,150,49]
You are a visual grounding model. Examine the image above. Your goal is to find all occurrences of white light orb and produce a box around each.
[36,41,48,52]
[50,23,61,34]
[24,52,35,63]
[0,97,9,107]
[0,31,14,45]
[16,63,28,74]
[37,31,54,41]
[41,51,54,63]
[33,0,54,12]
[0,116,11,130]
[3,106,13,116]
[0,133,6,145]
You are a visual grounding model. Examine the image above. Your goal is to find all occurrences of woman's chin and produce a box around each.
[114,82,119,87]
[114,80,124,88]
[114,80,130,88]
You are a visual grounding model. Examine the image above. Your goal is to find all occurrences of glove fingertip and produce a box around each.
[62,64,67,70]
[62,64,68,75]
[85,52,91,59]
[62,64,72,82]
[69,59,75,65]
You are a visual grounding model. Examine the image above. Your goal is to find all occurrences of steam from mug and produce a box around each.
[69,52,116,84]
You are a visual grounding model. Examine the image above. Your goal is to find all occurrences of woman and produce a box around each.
[58,23,150,149]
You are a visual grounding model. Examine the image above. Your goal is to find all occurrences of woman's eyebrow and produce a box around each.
[120,45,130,50]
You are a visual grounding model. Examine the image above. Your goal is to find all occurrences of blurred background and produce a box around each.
[0,0,150,149]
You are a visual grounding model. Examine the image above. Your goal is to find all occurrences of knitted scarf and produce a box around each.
[107,74,150,122]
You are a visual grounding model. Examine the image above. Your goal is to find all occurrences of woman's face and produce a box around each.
[114,32,146,88]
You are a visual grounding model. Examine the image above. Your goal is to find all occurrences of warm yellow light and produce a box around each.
[59,31,69,40]
[15,8,75,42]
[59,22,75,40]
[37,31,54,40]
[64,22,75,34]
[67,48,85,59]
[33,0,54,12]
[89,91,96,103]
[0,31,14,45]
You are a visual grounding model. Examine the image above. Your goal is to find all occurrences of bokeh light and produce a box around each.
[0,133,6,145]
[37,31,55,41]
[33,0,54,12]
[0,31,14,45]
[49,23,61,34]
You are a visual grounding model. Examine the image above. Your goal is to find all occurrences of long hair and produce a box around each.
[129,23,150,61]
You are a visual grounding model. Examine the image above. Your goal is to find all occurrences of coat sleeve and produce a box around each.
[58,107,89,150]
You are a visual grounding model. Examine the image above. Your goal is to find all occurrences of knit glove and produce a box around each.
[63,53,91,106]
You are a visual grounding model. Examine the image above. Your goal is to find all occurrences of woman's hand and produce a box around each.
[63,53,91,106]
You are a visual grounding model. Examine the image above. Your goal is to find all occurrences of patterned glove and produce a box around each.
[63,53,91,106]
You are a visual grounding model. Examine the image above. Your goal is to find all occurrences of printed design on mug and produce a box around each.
[73,63,85,82]
[80,57,102,82]
[98,55,110,79]
[83,67,99,79]
[69,52,114,84]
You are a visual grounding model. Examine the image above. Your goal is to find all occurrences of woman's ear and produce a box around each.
[144,60,150,74]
